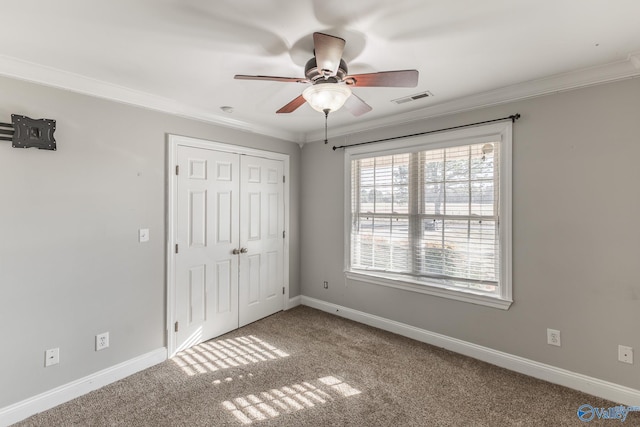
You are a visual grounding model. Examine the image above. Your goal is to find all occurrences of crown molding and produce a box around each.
[304,53,640,143]
[0,54,298,142]
[2,53,638,145]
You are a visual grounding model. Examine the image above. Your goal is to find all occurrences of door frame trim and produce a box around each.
[166,134,290,357]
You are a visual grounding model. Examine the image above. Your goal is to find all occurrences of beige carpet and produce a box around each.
[17,306,619,426]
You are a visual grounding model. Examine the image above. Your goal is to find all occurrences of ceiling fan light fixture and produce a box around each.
[302,83,352,113]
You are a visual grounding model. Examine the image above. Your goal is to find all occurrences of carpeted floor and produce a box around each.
[17,306,621,426]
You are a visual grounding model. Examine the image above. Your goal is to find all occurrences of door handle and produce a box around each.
[240,247,248,254]
[232,248,240,255]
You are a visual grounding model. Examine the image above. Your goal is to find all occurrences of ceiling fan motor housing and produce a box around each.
[305,58,348,84]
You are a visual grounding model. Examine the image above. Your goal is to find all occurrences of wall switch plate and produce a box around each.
[323,281,328,289]
[618,345,633,364]
[547,328,561,347]
[45,348,59,367]
[138,228,149,243]
[96,332,109,351]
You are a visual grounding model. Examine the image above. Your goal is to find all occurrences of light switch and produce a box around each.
[138,228,149,243]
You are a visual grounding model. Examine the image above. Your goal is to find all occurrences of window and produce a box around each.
[345,122,512,309]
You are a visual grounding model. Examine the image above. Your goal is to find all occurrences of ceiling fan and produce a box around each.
[234,32,419,117]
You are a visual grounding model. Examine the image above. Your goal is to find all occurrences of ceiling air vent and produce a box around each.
[391,91,434,105]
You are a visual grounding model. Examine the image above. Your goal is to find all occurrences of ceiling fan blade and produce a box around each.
[235,75,308,83]
[346,70,419,87]
[313,32,345,76]
[276,95,307,114]
[343,94,373,117]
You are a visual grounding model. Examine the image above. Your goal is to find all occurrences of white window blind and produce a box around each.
[349,138,505,298]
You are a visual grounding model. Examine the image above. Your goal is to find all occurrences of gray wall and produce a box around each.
[2,72,638,410]
[0,76,301,408]
[301,77,640,390]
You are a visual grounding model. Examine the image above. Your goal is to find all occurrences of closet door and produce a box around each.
[171,143,285,354]
[174,146,240,352]
[238,155,285,326]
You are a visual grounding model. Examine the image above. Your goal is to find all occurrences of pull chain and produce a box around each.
[323,109,330,144]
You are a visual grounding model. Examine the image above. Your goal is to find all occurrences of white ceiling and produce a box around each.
[1,0,639,143]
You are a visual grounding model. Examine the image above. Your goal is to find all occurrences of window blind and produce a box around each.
[350,141,501,295]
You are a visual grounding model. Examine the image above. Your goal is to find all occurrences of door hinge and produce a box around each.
[283,175,285,183]
[175,165,179,175]
[283,230,285,239]
[174,321,179,332]
[282,287,285,295]
[175,244,179,254]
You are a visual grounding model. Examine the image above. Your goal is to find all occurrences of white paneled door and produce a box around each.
[239,156,284,327]
[173,144,285,354]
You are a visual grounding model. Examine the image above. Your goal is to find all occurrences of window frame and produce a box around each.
[344,121,513,310]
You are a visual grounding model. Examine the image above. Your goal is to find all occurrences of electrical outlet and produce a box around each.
[547,329,561,347]
[45,348,59,367]
[618,345,633,364]
[96,332,109,351]
[323,281,328,289]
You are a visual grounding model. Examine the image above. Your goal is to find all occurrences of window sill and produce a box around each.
[345,271,513,310]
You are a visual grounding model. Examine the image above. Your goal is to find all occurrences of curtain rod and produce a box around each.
[332,113,520,151]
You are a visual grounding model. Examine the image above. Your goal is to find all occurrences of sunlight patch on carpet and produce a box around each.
[213,373,254,385]
[172,335,289,376]
[222,376,362,424]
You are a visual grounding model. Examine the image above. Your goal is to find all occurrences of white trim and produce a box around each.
[168,135,292,161]
[0,348,166,427]
[305,56,640,142]
[300,296,640,407]
[344,121,513,309]
[0,52,638,145]
[0,55,298,143]
[345,271,512,310]
[343,121,512,157]
[166,135,291,358]
[4,300,639,425]
[287,295,302,309]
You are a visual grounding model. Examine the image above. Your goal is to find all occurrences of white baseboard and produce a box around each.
[4,301,638,425]
[301,296,640,407]
[287,295,302,309]
[0,348,167,427]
